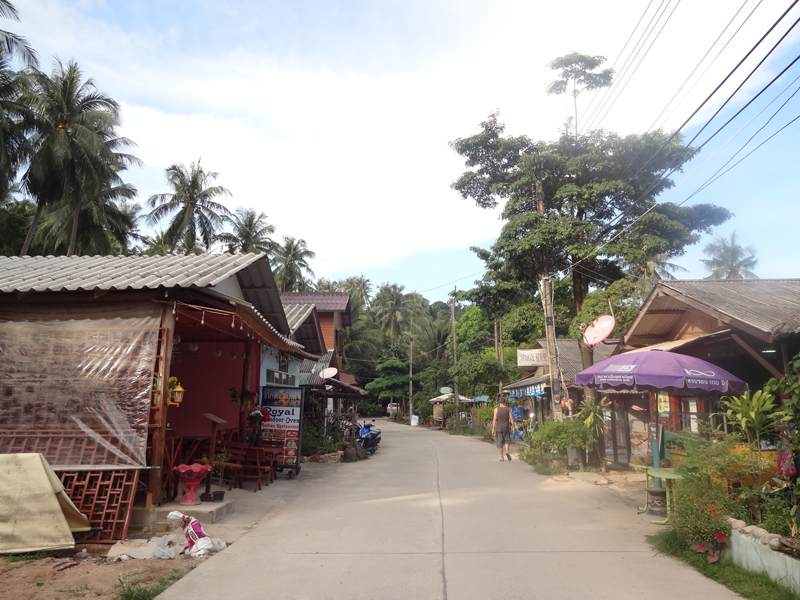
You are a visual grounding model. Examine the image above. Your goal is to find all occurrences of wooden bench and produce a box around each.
[218,441,271,492]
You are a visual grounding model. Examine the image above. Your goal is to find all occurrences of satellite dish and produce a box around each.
[319,367,338,380]
[439,386,453,394]
[583,315,616,348]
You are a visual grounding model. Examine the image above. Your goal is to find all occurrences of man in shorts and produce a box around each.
[491,398,515,462]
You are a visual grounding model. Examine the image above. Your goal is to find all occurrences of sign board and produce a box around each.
[647,422,663,446]
[511,406,525,439]
[261,387,303,467]
[517,349,548,367]
[657,391,670,418]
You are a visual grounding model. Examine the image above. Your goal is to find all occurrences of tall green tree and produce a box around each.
[217,207,276,254]
[20,60,133,256]
[0,1,38,67]
[342,296,383,370]
[451,115,731,317]
[146,160,231,253]
[372,283,409,340]
[546,51,614,136]
[337,275,372,307]
[701,231,758,279]
[272,236,315,292]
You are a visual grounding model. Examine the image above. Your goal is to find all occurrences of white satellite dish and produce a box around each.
[319,367,338,380]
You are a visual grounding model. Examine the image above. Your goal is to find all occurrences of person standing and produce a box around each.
[492,398,514,462]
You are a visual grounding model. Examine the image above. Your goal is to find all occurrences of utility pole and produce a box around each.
[535,180,563,422]
[408,315,413,421]
[450,287,460,426]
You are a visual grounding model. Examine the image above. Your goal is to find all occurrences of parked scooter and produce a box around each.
[356,420,381,454]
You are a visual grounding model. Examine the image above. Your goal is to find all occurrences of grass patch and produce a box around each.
[113,569,187,600]
[648,529,800,600]
[4,550,50,562]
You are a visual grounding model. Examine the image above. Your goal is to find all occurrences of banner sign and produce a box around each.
[511,406,525,438]
[517,349,548,367]
[657,391,670,418]
[261,387,303,467]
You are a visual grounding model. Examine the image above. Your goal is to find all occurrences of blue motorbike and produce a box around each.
[356,420,381,454]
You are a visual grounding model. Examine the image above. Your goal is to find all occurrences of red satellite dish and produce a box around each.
[583,315,616,348]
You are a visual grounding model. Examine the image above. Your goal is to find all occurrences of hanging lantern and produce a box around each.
[167,383,186,407]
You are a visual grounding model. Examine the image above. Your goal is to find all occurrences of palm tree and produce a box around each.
[342,296,383,367]
[141,231,170,256]
[271,236,315,292]
[338,275,372,307]
[414,315,451,361]
[217,207,276,254]
[36,185,136,256]
[626,252,688,292]
[19,60,127,256]
[371,283,408,339]
[146,160,231,253]
[0,51,26,196]
[701,231,758,280]
[0,1,38,67]
[314,278,336,292]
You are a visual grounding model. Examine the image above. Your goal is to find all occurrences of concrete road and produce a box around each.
[159,420,736,600]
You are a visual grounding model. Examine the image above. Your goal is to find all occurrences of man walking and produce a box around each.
[491,398,514,462]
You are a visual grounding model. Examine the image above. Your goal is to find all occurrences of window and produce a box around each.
[265,369,296,387]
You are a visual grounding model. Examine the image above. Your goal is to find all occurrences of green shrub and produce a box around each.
[673,480,732,546]
[476,407,494,422]
[300,421,340,456]
[356,401,384,418]
[527,419,589,455]
[760,493,795,537]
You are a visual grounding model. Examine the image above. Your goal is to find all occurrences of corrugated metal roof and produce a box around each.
[279,292,351,326]
[0,253,292,337]
[659,279,800,335]
[0,253,261,293]
[283,304,315,335]
[624,330,731,353]
[299,350,334,386]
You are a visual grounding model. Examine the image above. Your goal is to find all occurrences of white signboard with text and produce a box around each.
[517,349,548,367]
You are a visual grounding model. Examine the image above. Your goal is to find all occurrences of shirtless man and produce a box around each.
[491,398,515,462]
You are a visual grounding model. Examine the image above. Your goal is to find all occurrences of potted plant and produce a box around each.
[202,448,232,500]
[230,386,259,436]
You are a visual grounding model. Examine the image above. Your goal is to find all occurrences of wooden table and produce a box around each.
[260,447,281,484]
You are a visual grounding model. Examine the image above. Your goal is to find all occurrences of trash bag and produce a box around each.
[167,511,214,557]
[153,534,179,560]
[208,538,227,553]
[777,448,797,477]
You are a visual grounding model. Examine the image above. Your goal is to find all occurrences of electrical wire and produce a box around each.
[566,5,800,275]
[585,0,683,133]
[581,0,667,132]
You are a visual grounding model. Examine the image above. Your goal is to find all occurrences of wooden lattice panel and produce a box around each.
[58,470,139,542]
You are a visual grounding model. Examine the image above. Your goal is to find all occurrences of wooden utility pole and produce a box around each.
[450,288,460,426]
[408,315,413,421]
[535,180,563,421]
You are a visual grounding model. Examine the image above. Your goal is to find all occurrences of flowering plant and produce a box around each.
[229,387,258,408]
[248,407,270,423]
[674,480,732,562]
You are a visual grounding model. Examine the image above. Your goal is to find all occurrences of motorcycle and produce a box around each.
[356,420,381,454]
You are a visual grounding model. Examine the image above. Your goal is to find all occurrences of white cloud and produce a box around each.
[13,0,800,279]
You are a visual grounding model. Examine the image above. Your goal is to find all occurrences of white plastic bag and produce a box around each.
[153,534,179,560]
[208,538,227,553]
[167,511,214,557]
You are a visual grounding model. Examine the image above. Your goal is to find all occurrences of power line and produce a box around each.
[566,4,800,275]
[580,0,657,126]
[581,0,667,132]
[584,0,682,133]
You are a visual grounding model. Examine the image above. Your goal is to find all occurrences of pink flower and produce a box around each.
[714,532,728,543]
[708,551,719,563]
[693,543,708,552]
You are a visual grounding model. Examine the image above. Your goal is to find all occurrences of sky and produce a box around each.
[14,0,800,302]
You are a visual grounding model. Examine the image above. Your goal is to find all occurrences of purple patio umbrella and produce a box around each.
[574,349,748,394]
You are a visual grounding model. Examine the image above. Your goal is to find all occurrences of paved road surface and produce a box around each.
[159,420,736,600]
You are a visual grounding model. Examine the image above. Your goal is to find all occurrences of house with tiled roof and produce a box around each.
[279,292,351,370]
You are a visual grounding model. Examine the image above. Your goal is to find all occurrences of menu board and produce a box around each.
[260,387,303,467]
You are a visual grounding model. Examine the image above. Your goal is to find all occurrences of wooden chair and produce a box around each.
[218,441,271,492]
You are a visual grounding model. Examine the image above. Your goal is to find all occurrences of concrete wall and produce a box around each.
[728,530,800,594]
